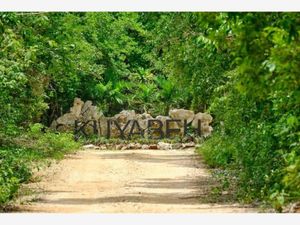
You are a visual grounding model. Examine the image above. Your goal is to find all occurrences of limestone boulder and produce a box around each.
[192,112,213,137]
[114,110,136,124]
[54,98,84,129]
[91,106,103,120]
[70,97,84,117]
[201,124,213,137]
[155,115,180,130]
[182,142,195,148]
[50,120,58,130]
[81,101,103,121]
[169,109,195,124]
[104,117,121,138]
[56,113,77,126]
[159,115,181,137]
[82,120,100,136]
[84,106,103,121]
[81,100,93,116]
[134,143,142,149]
[136,112,153,130]
[51,98,104,134]
[99,117,109,137]
[172,143,182,149]
[158,142,172,150]
[141,144,149,150]
[82,144,100,150]
[192,112,213,126]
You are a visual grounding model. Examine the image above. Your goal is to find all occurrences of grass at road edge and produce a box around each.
[0,123,81,210]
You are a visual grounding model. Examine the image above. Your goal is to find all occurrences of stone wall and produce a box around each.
[50,98,213,138]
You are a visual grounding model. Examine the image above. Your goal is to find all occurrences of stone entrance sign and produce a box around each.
[50,98,213,140]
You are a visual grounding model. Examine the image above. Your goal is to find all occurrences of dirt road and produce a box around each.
[18,149,257,213]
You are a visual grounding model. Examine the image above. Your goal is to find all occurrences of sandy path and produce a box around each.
[17,149,257,213]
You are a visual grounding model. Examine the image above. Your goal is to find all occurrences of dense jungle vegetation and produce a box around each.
[0,12,299,211]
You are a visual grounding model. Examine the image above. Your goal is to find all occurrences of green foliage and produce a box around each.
[0,124,80,206]
[198,13,300,210]
[0,12,299,210]
[0,147,32,204]
[26,123,81,159]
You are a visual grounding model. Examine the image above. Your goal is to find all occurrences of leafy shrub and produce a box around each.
[199,71,299,209]
[0,147,32,204]
[0,123,81,206]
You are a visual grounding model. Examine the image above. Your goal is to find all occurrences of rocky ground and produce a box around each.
[16,148,259,213]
